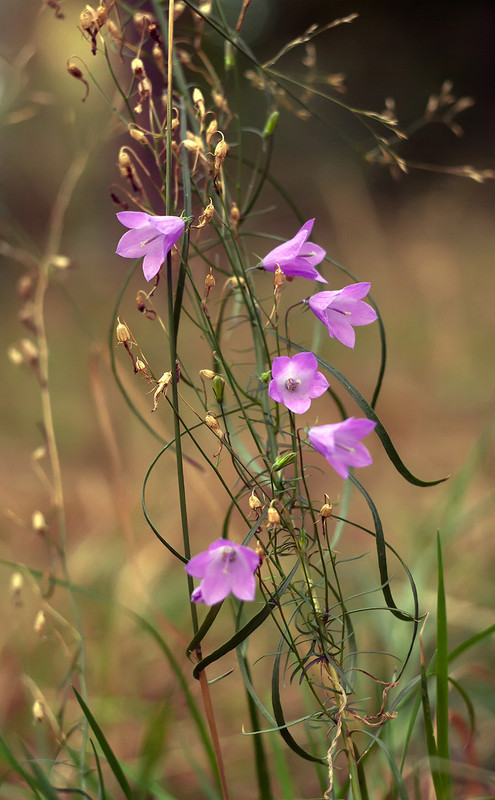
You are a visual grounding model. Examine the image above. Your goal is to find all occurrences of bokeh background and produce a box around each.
[1,1,494,797]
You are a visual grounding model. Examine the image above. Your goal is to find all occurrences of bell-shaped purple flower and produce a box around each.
[269,352,329,414]
[186,538,260,605]
[308,417,376,479]
[116,211,185,281]
[306,282,377,348]
[261,219,327,282]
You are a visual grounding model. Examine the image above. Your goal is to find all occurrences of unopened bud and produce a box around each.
[267,504,280,525]
[263,110,280,139]
[31,511,48,536]
[32,700,45,723]
[271,452,297,472]
[33,609,46,637]
[212,374,224,403]
[116,317,131,344]
[224,40,235,70]
[259,371,271,384]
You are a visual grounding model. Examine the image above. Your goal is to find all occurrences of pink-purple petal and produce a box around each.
[116,211,153,229]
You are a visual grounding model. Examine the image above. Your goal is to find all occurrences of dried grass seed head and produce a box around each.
[32,700,45,723]
[31,510,48,535]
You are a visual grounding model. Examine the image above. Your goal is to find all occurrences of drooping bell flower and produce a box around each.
[308,417,376,479]
[306,282,377,348]
[115,211,185,281]
[261,219,327,282]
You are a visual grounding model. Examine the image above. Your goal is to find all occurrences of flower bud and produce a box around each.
[271,452,297,472]
[259,371,271,384]
[263,110,279,139]
[205,269,216,290]
[31,511,48,536]
[212,375,224,404]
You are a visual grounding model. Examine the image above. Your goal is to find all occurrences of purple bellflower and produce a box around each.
[306,282,377,348]
[186,538,260,605]
[116,211,185,281]
[308,417,377,479]
[269,352,329,414]
[261,219,327,282]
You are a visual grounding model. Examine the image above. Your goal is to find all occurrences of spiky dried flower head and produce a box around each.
[31,510,48,536]
[32,700,45,723]
[33,609,46,637]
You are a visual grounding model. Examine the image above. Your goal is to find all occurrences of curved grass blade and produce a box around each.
[271,639,326,765]
[0,736,43,800]
[73,688,133,800]
[90,739,106,800]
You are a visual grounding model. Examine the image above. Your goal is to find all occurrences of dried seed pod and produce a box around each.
[229,202,240,229]
[267,504,280,526]
[205,268,215,289]
[152,42,165,75]
[213,136,228,176]
[116,317,131,344]
[320,494,333,518]
[200,369,215,380]
[17,274,35,303]
[273,267,285,286]
[133,10,155,32]
[19,339,39,365]
[131,58,145,79]
[197,199,215,230]
[152,371,172,412]
[248,490,262,512]
[193,88,206,123]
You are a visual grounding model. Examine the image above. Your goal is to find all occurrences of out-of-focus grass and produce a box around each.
[1,1,494,798]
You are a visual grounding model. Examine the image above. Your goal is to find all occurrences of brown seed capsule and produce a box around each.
[131,58,145,79]
[213,137,229,175]
[273,267,285,286]
[152,42,165,75]
[229,202,240,228]
[320,494,333,518]
[200,369,215,380]
[205,268,215,289]
[152,371,172,412]
[135,359,146,373]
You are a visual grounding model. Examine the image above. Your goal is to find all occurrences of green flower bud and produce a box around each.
[263,110,279,139]
[212,375,225,404]
[260,371,271,384]
[271,452,297,472]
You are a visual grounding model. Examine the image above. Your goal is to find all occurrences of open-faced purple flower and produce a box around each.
[308,417,376,479]
[186,538,260,605]
[306,283,377,348]
[116,212,185,281]
[261,219,327,282]
[269,352,329,414]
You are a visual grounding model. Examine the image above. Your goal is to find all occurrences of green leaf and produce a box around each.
[436,533,453,798]
[73,688,134,800]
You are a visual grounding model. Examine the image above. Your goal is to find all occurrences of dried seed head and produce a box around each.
[106,19,122,45]
[255,540,265,563]
[200,369,215,380]
[116,317,132,343]
[229,202,240,228]
[205,268,216,289]
[205,413,223,437]
[133,10,155,32]
[80,5,97,32]
[17,274,35,303]
[197,199,215,229]
[33,609,46,637]
[135,358,146,372]
[7,345,24,367]
[320,495,333,518]
[131,58,145,79]
[128,125,147,145]
[248,490,263,511]
[152,371,172,412]
[205,118,217,149]
[267,504,280,525]
[32,700,45,723]
[193,88,206,122]
[96,4,107,28]
[152,42,165,74]
[273,267,285,286]
[213,136,229,174]
[32,510,48,536]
